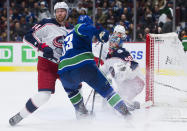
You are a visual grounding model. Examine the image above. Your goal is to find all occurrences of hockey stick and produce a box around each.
[124,99,153,110]
[85,88,94,106]
[90,42,104,114]
[155,81,187,93]
[85,41,101,106]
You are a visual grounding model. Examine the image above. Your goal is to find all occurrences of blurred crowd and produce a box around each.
[0,0,187,42]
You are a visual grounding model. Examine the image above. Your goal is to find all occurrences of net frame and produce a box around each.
[145,32,187,106]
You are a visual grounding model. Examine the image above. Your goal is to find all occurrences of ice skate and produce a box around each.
[9,113,23,126]
[75,102,91,119]
[119,104,131,116]
[115,101,131,117]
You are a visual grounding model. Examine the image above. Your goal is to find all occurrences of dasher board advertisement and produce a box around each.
[0,42,146,72]
[0,42,37,71]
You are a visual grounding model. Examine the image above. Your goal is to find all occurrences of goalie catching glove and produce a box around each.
[38,43,54,59]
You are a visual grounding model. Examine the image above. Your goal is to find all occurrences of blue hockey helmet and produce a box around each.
[77,15,93,25]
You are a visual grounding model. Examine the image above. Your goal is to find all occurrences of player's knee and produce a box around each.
[102,87,114,98]
[31,91,51,107]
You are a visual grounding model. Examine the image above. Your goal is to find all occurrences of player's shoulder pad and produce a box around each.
[74,23,86,36]
[39,18,61,26]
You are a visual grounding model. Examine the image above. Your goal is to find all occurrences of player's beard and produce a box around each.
[56,15,66,24]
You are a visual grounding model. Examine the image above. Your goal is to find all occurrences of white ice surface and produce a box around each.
[1,72,187,131]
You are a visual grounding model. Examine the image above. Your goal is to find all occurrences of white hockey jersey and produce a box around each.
[92,41,109,61]
[93,37,144,101]
[99,48,144,101]
[23,18,68,63]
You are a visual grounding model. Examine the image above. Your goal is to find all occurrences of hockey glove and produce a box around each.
[38,43,54,59]
[99,30,109,43]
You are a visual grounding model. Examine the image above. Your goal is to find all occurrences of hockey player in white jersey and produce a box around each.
[94,25,145,110]
[8,2,82,126]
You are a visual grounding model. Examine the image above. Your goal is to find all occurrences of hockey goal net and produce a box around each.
[145,32,187,108]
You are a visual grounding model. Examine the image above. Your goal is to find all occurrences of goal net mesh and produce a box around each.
[145,32,187,107]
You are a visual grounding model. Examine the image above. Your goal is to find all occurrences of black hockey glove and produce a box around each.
[38,43,54,59]
[99,30,109,43]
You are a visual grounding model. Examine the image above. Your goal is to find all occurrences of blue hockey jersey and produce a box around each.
[58,23,103,74]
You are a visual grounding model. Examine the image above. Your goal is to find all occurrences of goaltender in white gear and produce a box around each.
[93,25,145,110]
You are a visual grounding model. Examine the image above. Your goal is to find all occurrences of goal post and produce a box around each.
[145,33,154,104]
[145,32,187,106]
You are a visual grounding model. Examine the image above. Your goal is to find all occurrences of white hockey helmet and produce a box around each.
[54,2,69,20]
[113,25,126,38]
[114,25,126,34]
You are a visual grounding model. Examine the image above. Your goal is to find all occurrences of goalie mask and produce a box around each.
[108,25,126,53]
[54,2,69,20]
[113,25,126,39]
[109,35,121,51]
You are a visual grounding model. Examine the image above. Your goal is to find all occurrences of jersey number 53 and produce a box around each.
[62,33,73,56]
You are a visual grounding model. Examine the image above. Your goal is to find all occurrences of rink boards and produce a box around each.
[0,42,186,76]
[0,42,37,71]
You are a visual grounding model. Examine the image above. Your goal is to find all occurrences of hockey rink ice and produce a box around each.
[1,72,187,131]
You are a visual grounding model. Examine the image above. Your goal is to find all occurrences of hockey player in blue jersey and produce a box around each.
[58,15,131,117]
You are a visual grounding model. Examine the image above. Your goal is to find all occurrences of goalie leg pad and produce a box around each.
[116,76,145,101]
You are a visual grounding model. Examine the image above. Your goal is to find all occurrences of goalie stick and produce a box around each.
[140,100,153,108]
[124,99,153,111]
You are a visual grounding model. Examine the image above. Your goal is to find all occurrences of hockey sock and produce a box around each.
[26,98,38,113]
[68,91,89,118]
[68,90,83,110]
[19,91,51,118]
[106,92,129,116]
[19,99,38,118]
